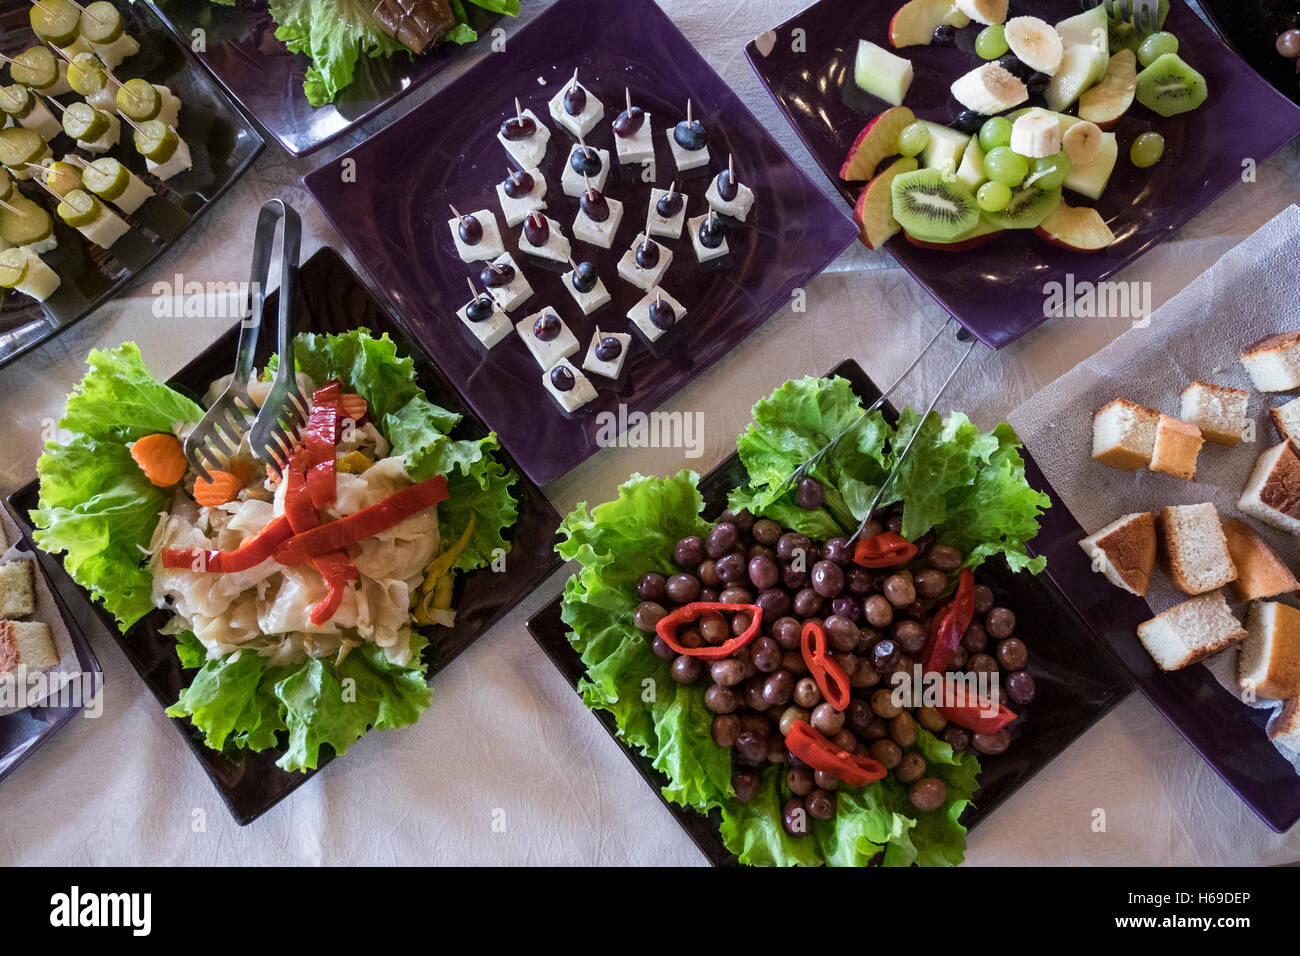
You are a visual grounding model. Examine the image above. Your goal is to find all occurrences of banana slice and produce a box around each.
[1062,120,1102,165]
[1005,16,1063,76]
[949,63,1027,115]
[955,0,1007,25]
[1009,111,1061,158]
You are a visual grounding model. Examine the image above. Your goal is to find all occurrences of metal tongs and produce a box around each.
[775,316,977,545]
[1082,0,1160,32]
[183,199,308,481]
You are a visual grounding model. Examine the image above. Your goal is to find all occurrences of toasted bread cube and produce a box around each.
[1240,601,1300,700]
[1078,512,1156,596]
[1092,398,1159,470]
[1270,697,1300,752]
[0,619,58,674]
[1268,397,1300,447]
[1136,591,1247,671]
[1179,381,1248,446]
[1241,330,1300,392]
[0,561,35,618]
[1238,442,1300,536]
[1149,415,1203,480]
[1156,503,1237,595]
[1222,519,1298,602]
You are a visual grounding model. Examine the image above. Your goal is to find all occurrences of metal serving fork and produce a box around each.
[1082,0,1160,33]
[182,199,306,482]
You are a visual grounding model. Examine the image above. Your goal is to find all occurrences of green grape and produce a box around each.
[1138,31,1179,67]
[975,24,1009,60]
[897,121,930,158]
[978,116,1013,152]
[983,146,1028,186]
[1130,131,1165,168]
[977,180,1012,212]
[1029,152,1071,190]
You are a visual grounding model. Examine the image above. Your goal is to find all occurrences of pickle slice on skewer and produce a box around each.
[67,52,108,97]
[81,155,127,198]
[0,248,29,289]
[79,0,124,44]
[42,159,84,198]
[0,195,55,247]
[0,127,48,168]
[62,101,110,142]
[0,85,34,120]
[29,0,82,48]
[0,169,12,203]
[10,46,71,95]
[0,247,61,301]
[133,119,178,162]
[56,188,100,228]
[116,77,160,121]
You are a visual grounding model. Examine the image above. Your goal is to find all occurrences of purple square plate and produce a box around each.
[7,246,563,825]
[526,358,1133,865]
[1198,1,1300,108]
[303,0,859,487]
[143,0,505,156]
[0,0,264,370]
[1022,453,1300,832]
[745,0,1300,348]
[0,522,103,786]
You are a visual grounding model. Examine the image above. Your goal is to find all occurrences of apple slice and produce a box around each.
[839,105,915,180]
[1033,203,1115,252]
[855,155,919,249]
[889,0,971,48]
[1079,49,1137,129]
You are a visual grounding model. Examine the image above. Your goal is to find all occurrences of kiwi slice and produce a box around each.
[0,248,29,289]
[63,102,110,142]
[83,157,127,200]
[0,196,54,246]
[68,52,108,97]
[0,127,46,167]
[10,47,60,91]
[889,168,980,243]
[0,85,33,120]
[134,120,178,162]
[982,185,1063,230]
[79,1,124,44]
[57,189,101,228]
[29,0,81,48]
[117,78,160,121]
[1135,53,1207,118]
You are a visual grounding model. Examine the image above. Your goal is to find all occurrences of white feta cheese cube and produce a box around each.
[456,295,513,349]
[496,108,550,168]
[18,98,61,141]
[542,358,598,413]
[518,214,571,264]
[572,196,623,249]
[146,137,192,180]
[562,269,612,315]
[688,213,730,263]
[483,253,534,312]
[106,171,155,215]
[665,127,710,172]
[706,175,756,222]
[582,329,631,380]
[91,33,139,70]
[614,112,654,166]
[560,145,610,198]
[77,208,130,249]
[516,307,579,371]
[153,85,181,128]
[646,188,686,239]
[494,168,547,227]
[616,233,673,291]
[77,114,120,154]
[627,286,687,343]
[448,208,505,263]
[547,80,604,138]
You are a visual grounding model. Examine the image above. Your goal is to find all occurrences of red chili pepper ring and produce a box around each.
[655,602,763,661]
[800,620,852,711]
[785,720,886,787]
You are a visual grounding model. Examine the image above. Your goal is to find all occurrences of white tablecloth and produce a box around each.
[3,0,1300,866]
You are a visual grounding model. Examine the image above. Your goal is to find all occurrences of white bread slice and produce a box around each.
[1269,397,1300,446]
[0,560,35,618]
[1136,591,1247,671]
[1092,398,1159,470]
[1241,330,1300,392]
[1156,503,1237,595]
[1238,442,1300,536]
[1222,518,1299,601]
[1180,381,1248,446]
[1270,697,1300,751]
[1239,601,1300,700]
[1078,511,1156,596]
[1149,414,1203,480]
[0,619,57,674]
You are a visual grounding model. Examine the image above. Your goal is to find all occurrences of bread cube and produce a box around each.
[1239,601,1300,700]
[1156,503,1237,595]
[1180,381,1248,446]
[1091,398,1159,470]
[1222,518,1298,602]
[0,561,35,618]
[1241,330,1300,392]
[1136,591,1246,671]
[1149,415,1203,480]
[1078,511,1156,596]
[1238,442,1300,536]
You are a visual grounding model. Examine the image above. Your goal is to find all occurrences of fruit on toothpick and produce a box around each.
[1062,120,1102,166]
[1079,49,1137,128]
[984,145,1028,186]
[1045,42,1109,112]
[1138,31,1178,67]
[903,218,1004,251]
[1135,53,1207,117]
[1033,203,1115,251]
[1009,111,1060,158]
[1004,17,1062,76]
[977,180,1011,212]
[955,0,1006,27]
[890,167,980,242]
[854,155,919,249]
[980,183,1062,230]
[854,40,915,105]
[889,0,971,48]
[917,121,970,176]
[839,105,916,180]
[975,24,1008,59]
[1130,131,1165,168]
[950,63,1027,114]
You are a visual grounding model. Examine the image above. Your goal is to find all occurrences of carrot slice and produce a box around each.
[339,393,368,425]
[130,433,186,487]
[193,469,247,507]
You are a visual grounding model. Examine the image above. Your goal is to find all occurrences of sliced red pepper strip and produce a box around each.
[654,602,763,661]
[800,620,851,711]
[936,678,1017,734]
[920,568,975,674]
[160,514,294,572]
[309,549,360,626]
[305,382,342,510]
[273,474,449,566]
[283,443,357,624]
[284,453,319,533]
[785,720,886,787]
[852,531,918,568]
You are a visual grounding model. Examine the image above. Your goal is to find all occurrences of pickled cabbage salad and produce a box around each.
[32,329,517,770]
